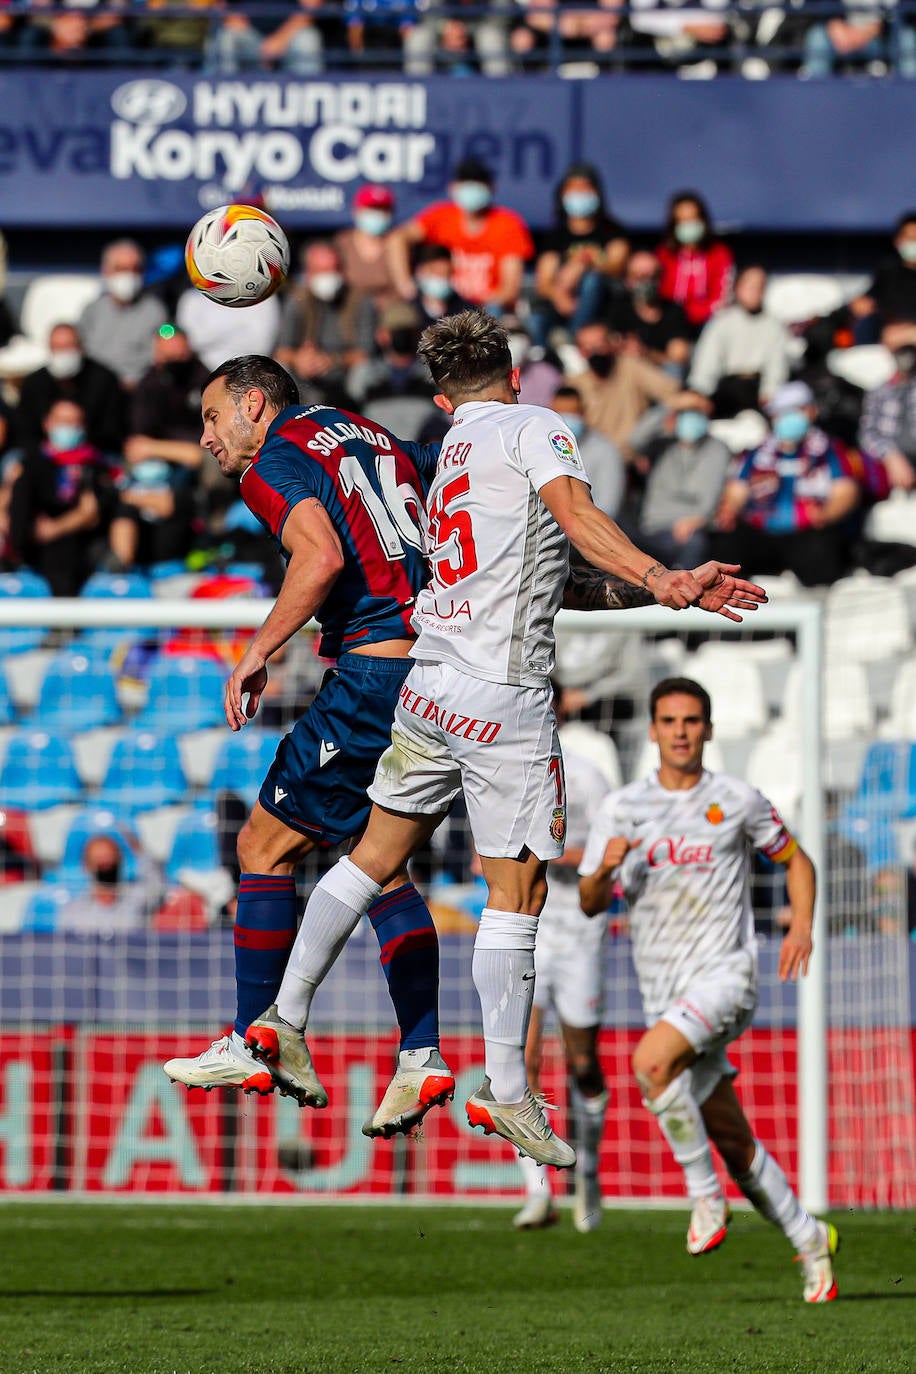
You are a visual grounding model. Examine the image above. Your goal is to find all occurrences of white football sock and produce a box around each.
[472,908,538,1103]
[519,1151,551,1200]
[645,1074,720,1200]
[570,1082,608,1178]
[276,857,381,1029]
[733,1141,820,1252]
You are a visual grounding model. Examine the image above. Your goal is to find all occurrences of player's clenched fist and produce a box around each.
[601,835,642,873]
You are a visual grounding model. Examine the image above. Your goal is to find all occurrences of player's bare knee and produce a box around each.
[632,1049,673,1097]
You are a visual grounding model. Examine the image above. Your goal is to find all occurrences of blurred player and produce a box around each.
[579,677,839,1302]
[513,720,615,1232]
[164,354,455,1139]
[246,310,767,1167]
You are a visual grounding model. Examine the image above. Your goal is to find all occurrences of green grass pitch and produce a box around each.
[0,1204,912,1374]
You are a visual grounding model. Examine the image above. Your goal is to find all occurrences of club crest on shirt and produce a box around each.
[550,807,566,843]
[548,430,580,465]
[705,803,724,825]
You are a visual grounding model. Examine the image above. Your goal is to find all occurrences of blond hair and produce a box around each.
[418,309,512,400]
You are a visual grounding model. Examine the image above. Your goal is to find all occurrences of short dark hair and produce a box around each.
[552,385,582,406]
[650,676,712,724]
[415,242,452,267]
[452,157,493,187]
[204,355,300,411]
[418,309,512,398]
[895,209,916,236]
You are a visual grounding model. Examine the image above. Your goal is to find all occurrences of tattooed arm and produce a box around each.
[562,559,655,611]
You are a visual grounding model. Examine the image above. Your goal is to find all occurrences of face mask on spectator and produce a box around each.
[47,349,83,379]
[674,219,705,247]
[107,271,143,302]
[309,271,344,302]
[631,278,659,305]
[773,409,809,444]
[562,191,600,219]
[92,862,121,887]
[586,352,615,380]
[48,423,86,450]
[132,459,171,487]
[894,346,916,373]
[898,240,916,264]
[675,411,709,443]
[452,182,492,214]
[354,210,392,237]
[417,274,452,300]
[562,414,586,439]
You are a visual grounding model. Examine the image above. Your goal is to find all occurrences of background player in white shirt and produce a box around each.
[247,311,767,1167]
[514,721,616,1232]
[579,677,840,1302]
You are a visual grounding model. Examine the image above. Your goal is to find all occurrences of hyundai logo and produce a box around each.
[111,79,187,126]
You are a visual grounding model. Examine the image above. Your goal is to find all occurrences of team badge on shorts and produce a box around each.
[550,807,567,842]
[705,803,724,825]
[548,430,581,466]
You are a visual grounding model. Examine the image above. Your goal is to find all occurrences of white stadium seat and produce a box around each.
[826,345,896,392]
[865,491,916,545]
[781,659,875,742]
[763,273,845,325]
[0,273,100,377]
[745,726,803,827]
[825,573,911,663]
[686,645,769,740]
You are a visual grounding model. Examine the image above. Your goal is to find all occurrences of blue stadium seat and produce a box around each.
[20,883,76,933]
[0,571,52,654]
[835,741,916,872]
[28,649,121,731]
[0,730,83,809]
[166,808,219,881]
[79,569,153,651]
[0,665,15,726]
[48,805,139,884]
[96,730,188,811]
[208,729,282,810]
[132,654,226,733]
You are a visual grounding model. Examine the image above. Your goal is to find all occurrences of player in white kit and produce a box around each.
[514,723,616,1231]
[246,311,767,1167]
[579,678,840,1302]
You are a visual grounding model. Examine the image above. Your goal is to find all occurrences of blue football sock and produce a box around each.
[368,883,440,1051]
[233,873,298,1037]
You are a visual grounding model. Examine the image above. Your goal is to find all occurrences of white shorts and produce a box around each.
[367,661,566,860]
[533,894,606,1028]
[654,964,757,1107]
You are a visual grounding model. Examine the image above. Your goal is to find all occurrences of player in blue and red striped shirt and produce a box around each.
[164,355,455,1138]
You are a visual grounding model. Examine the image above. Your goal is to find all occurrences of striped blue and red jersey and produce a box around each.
[240,403,440,658]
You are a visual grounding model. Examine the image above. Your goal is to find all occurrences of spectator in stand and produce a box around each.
[346,302,437,409]
[801,2,916,79]
[0,229,13,348]
[510,328,564,408]
[78,240,167,388]
[606,250,692,376]
[20,1,131,63]
[858,340,916,491]
[139,0,218,60]
[390,157,534,313]
[687,265,792,416]
[404,0,511,75]
[509,0,622,74]
[57,830,165,935]
[528,163,629,350]
[657,191,734,332]
[568,320,679,457]
[108,323,208,571]
[334,184,399,312]
[709,381,861,588]
[627,0,732,75]
[11,323,126,457]
[204,0,338,75]
[866,211,916,331]
[627,391,731,568]
[274,240,374,407]
[176,282,282,373]
[8,398,113,595]
[344,0,422,65]
[552,385,625,519]
[412,244,470,326]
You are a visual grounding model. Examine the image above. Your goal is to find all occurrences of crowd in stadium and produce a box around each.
[3,1,916,80]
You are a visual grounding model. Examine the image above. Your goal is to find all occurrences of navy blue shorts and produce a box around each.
[258,653,411,846]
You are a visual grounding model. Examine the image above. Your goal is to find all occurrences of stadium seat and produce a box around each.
[132,654,227,732]
[865,491,916,545]
[0,666,15,727]
[825,574,911,663]
[559,722,622,790]
[96,730,188,811]
[178,727,227,788]
[0,807,37,885]
[28,649,122,731]
[0,571,52,654]
[208,729,283,809]
[166,808,220,881]
[781,660,875,741]
[880,659,916,739]
[826,344,895,392]
[0,881,46,933]
[49,806,139,884]
[79,569,154,651]
[685,646,769,741]
[745,726,803,827]
[0,730,83,809]
[19,882,76,933]
[0,273,100,377]
[708,409,768,455]
[763,273,845,325]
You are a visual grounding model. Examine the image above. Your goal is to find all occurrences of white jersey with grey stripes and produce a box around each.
[410,400,589,687]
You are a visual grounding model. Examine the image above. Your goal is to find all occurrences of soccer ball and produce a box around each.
[185,204,290,308]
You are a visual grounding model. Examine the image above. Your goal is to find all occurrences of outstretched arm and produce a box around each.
[563,557,767,623]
